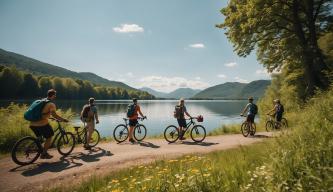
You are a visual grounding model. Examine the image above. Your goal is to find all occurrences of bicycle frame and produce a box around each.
[38,120,67,147]
[181,118,196,134]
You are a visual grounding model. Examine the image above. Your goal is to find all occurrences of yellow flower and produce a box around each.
[203,173,211,177]
[111,179,119,183]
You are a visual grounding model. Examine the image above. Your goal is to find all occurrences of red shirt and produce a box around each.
[129,105,142,120]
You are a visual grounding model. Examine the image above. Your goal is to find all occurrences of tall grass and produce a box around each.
[0,103,75,153]
[53,88,333,191]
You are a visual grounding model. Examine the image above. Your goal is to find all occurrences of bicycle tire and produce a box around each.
[57,132,75,156]
[265,121,274,132]
[89,129,101,147]
[250,123,256,136]
[133,124,147,142]
[164,125,179,143]
[241,122,250,137]
[11,136,41,166]
[113,124,129,143]
[190,125,206,142]
[281,118,288,128]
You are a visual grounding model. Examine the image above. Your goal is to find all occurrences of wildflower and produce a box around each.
[203,173,211,177]
[111,179,119,183]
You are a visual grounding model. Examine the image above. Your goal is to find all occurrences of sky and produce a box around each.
[0,0,270,92]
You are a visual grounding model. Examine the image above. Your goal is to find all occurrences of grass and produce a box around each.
[52,87,333,192]
[0,103,75,154]
[51,141,275,192]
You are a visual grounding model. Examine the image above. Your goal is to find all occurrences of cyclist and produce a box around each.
[28,89,68,159]
[80,98,99,149]
[266,99,284,128]
[127,98,146,143]
[174,98,193,140]
[240,96,258,135]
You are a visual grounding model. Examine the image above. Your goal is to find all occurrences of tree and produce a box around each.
[0,67,23,98]
[218,0,333,98]
[18,73,39,98]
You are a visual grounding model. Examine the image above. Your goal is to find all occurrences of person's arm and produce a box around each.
[138,106,145,118]
[185,111,192,118]
[50,103,68,122]
[94,108,99,124]
[266,107,275,115]
[184,106,192,118]
[241,104,249,116]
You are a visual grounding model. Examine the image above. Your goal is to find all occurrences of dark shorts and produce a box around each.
[246,114,255,123]
[30,124,54,139]
[177,118,187,128]
[129,119,138,127]
[276,113,283,122]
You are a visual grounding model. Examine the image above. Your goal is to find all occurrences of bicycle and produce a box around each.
[240,115,256,137]
[11,118,75,166]
[73,123,100,147]
[164,117,206,143]
[113,117,147,143]
[265,115,288,132]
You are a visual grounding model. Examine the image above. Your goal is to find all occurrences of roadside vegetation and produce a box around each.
[51,86,333,192]
[0,103,74,154]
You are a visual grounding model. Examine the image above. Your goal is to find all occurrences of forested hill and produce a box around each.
[0,65,154,100]
[193,80,270,99]
[0,48,135,90]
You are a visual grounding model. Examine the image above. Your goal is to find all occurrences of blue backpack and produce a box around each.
[24,99,50,121]
[249,103,258,115]
[126,104,136,118]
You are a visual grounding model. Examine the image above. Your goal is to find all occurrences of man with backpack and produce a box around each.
[80,98,99,149]
[127,98,146,143]
[240,96,258,135]
[174,98,192,140]
[25,89,68,159]
[267,99,284,128]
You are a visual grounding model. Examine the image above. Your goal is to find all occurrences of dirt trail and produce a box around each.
[0,132,273,192]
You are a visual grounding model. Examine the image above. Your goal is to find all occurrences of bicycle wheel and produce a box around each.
[190,125,206,142]
[134,124,147,142]
[250,123,256,136]
[281,118,288,128]
[241,122,250,137]
[164,125,179,143]
[57,132,75,156]
[265,121,274,132]
[88,129,100,147]
[11,136,41,165]
[113,124,129,143]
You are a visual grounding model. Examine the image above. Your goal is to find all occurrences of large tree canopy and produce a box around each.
[218,0,333,98]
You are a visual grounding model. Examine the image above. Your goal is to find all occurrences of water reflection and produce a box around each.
[0,100,250,137]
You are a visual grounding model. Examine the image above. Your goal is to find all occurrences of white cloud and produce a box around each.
[189,43,205,48]
[138,76,210,92]
[126,72,134,78]
[217,74,227,79]
[234,77,249,83]
[195,77,201,80]
[224,62,238,67]
[113,24,144,33]
[256,69,268,75]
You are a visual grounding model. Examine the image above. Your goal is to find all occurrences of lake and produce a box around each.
[1,100,252,137]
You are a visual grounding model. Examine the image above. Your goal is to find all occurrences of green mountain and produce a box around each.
[140,87,168,98]
[0,48,135,90]
[166,88,201,99]
[193,80,271,99]
[140,87,201,99]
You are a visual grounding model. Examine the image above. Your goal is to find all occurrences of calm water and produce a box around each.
[1,100,252,137]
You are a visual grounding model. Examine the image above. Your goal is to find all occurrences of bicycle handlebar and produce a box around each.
[49,117,68,122]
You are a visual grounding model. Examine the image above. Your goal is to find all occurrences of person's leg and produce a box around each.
[86,122,94,146]
[41,124,54,158]
[128,119,137,142]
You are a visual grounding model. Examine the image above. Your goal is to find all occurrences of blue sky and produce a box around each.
[0,0,270,92]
